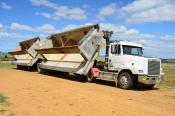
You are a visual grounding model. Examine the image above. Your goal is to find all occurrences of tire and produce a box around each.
[37,64,42,73]
[145,84,155,89]
[86,72,94,83]
[20,66,25,70]
[17,65,21,70]
[27,66,31,70]
[75,74,86,82]
[44,70,50,75]
[118,72,133,90]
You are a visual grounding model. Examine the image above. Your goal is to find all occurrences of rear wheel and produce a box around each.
[87,72,94,82]
[118,72,133,90]
[37,64,42,73]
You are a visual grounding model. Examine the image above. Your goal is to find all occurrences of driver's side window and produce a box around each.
[111,44,121,54]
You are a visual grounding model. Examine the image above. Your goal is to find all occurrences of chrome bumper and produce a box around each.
[138,75,164,84]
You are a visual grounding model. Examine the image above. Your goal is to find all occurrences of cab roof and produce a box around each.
[111,41,143,47]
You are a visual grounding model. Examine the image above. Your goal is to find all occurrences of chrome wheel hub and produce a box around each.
[120,76,128,87]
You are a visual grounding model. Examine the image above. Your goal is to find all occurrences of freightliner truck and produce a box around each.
[9,37,42,70]
[36,24,163,89]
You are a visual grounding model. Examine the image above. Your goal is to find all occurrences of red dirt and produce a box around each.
[0,68,175,116]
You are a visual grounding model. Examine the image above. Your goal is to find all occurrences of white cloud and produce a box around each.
[37,7,86,20]
[100,23,155,40]
[37,24,57,33]
[97,3,117,20]
[11,23,32,31]
[160,35,175,41]
[96,0,175,24]
[30,0,58,9]
[10,23,57,33]
[121,0,166,13]
[0,32,33,39]
[141,40,175,52]
[0,2,12,10]
[51,23,155,40]
[0,23,3,29]
[61,23,93,31]
[36,12,51,18]
[120,0,175,24]
[30,0,86,20]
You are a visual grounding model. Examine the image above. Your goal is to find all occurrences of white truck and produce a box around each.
[36,24,164,89]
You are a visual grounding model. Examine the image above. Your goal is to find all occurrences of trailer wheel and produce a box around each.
[118,72,133,89]
[21,66,25,70]
[87,72,94,83]
[37,64,42,73]
[17,65,21,70]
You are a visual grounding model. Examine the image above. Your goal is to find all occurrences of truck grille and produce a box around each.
[148,60,160,75]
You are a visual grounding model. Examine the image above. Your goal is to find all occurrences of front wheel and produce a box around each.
[144,84,155,89]
[118,72,133,90]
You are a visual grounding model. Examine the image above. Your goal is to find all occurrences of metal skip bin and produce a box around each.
[8,37,41,68]
[36,24,105,75]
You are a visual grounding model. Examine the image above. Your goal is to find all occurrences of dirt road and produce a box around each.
[0,68,175,116]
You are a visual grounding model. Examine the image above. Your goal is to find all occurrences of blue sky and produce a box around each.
[0,0,175,58]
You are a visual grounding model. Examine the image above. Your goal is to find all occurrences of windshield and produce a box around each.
[122,45,143,56]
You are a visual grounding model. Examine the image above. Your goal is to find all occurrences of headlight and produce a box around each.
[138,70,144,73]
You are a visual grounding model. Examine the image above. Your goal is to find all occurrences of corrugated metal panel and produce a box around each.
[79,29,104,60]
[27,39,40,57]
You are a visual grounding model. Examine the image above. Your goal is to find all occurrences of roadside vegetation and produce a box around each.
[0,61,16,69]
[159,63,175,88]
[0,93,8,104]
[0,54,14,61]
[0,93,8,114]
[0,53,15,69]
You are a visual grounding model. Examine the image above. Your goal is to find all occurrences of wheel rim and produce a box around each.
[119,76,128,88]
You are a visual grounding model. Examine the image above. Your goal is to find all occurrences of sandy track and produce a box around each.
[0,68,175,116]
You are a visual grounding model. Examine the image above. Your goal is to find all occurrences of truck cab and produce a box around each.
[106,41,164,89]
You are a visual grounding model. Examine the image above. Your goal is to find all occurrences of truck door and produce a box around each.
[108,44,122,71]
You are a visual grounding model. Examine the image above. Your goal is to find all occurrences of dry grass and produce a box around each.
[159,63,175,88]
[0,61,16,69]
[0,93,8,114]
[0,93,8,104]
